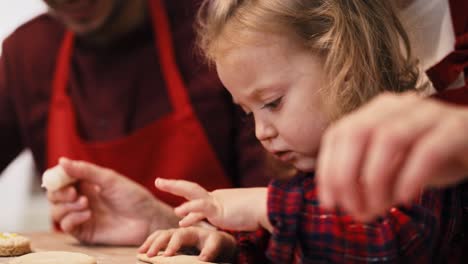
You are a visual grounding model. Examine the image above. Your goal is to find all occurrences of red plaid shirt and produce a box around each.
[234,173,466,263]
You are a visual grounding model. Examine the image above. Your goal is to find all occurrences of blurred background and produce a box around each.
[0,0,50,232]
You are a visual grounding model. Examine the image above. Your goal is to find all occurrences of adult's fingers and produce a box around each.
[395,117,468,203]
[47,186,78,204]
[361,101,441,218]
[59,157,117,187]
[328,125,369,216]
[317,93,419,213]
[316,124,340,210]
[155,178,209,200]
[51,196,88,222]
[60,210,91,233]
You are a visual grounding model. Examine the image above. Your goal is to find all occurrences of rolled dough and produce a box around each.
[137,253,216,264]
[8,251,96,264]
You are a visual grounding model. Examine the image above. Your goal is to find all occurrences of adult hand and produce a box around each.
[317,92,468,221]
[155,178,271,232]
[47,157,179,245]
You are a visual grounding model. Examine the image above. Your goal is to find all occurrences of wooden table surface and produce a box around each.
[0,232,142,264]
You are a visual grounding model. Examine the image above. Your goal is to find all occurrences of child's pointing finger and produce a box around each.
[155,178,210,200]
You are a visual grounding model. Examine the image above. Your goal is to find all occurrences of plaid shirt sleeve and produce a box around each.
[234,229,270,264]
[264,174,451,263]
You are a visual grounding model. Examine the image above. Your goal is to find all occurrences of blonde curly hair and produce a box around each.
[196,0,424,119]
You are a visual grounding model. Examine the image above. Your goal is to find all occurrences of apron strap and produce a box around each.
[53,0,192,113]
[52,31,74,102]
[149,0,192,112]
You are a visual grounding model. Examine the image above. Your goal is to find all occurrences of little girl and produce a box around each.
[139,0,463,263]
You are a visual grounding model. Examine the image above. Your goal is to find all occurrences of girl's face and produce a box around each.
[216,33,330,172]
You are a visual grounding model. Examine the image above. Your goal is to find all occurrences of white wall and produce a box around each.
[0,0,47,53]
[0,0,49,232]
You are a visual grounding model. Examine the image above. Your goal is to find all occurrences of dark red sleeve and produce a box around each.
[0,41,23,172]
[427,0,468,105]
[427,0,467,90]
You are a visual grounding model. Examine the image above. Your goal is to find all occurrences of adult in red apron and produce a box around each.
[47,0,232,207]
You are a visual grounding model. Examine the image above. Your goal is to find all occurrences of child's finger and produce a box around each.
[147,232,172,257]
[163,232,186,256]
[138,231,160,253]
[179,212,206,227]
[175,199,216,218]
[155,178,209,200]
[199,234,222,262]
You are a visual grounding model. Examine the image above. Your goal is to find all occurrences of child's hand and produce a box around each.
[138,226,236,262]
[155,178,271,232]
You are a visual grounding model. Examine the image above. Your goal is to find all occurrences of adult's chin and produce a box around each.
[65,23,96,35]
[61,15,108,35]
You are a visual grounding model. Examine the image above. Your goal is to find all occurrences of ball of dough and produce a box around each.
[8,251,96,264]
[0,233,31,257]
[41,165,76,191]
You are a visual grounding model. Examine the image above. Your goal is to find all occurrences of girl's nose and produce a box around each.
[255,118,277,141]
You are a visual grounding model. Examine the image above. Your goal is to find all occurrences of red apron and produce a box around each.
[47,0,232,207]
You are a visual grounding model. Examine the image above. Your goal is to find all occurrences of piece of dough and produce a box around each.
[0,233,31,257]
[137,253,216,264]
[41,165,76,191]
[8,251,96,264]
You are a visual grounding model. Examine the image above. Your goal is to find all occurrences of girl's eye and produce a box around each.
[262,97,283,110]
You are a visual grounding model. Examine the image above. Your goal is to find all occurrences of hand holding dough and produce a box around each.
[41,165,77,192]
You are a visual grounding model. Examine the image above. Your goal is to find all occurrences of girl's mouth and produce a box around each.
[273,151,295,162]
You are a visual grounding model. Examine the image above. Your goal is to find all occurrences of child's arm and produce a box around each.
[138,226,237,262]
[155,178,273,232]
